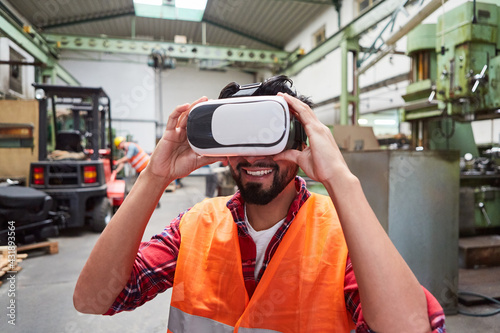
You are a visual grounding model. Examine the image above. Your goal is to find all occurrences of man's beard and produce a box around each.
[231,162,297,205]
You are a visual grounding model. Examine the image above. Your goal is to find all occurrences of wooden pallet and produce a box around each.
[0,246,28,287]
[16,240,59,255]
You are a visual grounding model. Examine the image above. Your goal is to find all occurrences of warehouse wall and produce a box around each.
[283,0,500,145]
[284,3,410,127]
[285,6,345,113]
[59,52,253,152]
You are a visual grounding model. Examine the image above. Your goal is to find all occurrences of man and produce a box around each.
[113,136,150,174]
[74,76,446,332]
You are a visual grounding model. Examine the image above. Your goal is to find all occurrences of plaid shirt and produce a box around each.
[106,177,446,332]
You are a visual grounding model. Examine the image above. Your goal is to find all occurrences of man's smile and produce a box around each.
[242,168,274,177]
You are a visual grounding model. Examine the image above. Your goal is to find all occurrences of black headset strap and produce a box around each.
[231,82,262,97]
[291,117,307,149]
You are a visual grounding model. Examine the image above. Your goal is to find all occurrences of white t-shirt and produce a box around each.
[244,205,286,280]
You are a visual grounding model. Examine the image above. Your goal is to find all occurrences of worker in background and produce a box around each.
[113,137,150,174]
[74,76,446,332]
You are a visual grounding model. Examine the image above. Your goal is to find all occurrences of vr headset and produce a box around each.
[187,95,307,156]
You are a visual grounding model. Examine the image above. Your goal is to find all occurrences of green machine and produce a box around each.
[403,1,500,235]
[436,1,500,119]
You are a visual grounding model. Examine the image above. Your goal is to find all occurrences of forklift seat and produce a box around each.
[55,130,83,152]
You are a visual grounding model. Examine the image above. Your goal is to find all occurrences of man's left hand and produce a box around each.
[273,93,351,185]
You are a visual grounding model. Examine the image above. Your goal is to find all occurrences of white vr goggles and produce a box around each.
[187,95,307,156]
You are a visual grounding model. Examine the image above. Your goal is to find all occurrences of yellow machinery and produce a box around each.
[0,100,39,185]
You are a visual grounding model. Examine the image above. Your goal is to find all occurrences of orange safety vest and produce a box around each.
[124,142,149,173]
[168,193,355,332]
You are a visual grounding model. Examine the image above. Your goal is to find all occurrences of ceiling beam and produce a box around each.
[0,8,79,86]
[284,0,404,76]
[358,0,446,75]
[202,17,283,50]
[0,1,23,27]
[41,9,135,30]
[42,33,293,66]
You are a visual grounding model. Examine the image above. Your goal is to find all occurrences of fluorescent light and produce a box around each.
[374,119,396,125]
[357,118,368,125]
[134,0,162,5]
[133,0,208,9]
[176,0,207,10]
[134,0,207,22]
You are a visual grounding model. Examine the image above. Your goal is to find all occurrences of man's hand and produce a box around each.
[273,92,351,184]
[146,97,222,183]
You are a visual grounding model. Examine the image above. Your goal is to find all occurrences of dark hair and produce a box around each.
[218,75,313,107]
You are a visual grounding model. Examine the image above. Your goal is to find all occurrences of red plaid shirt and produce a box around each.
[106,177,446,332]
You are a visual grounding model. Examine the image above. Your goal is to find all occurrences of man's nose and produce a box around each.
[243,156,267,164]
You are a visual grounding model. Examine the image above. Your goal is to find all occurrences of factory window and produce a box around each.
[358,0,374,13]
[9,48,24,95]
[357,110,400,138]
[411,51,431,82]
[313,25,326,48]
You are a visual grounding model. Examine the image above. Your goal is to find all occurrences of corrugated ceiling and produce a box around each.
[5,0,333,51]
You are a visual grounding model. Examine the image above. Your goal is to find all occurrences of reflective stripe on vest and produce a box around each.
[125,143,149,172]
[168,193,354,332]
[168,306,234,333]
[167,306,281,333]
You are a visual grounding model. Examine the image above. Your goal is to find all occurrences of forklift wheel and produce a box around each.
[90,198,112,232]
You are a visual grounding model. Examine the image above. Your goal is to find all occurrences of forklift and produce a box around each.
[29,84,125,232]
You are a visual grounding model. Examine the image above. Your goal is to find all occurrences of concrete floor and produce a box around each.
[1,176,499,332]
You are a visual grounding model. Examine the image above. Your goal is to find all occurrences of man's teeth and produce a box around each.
[246,169,272,176]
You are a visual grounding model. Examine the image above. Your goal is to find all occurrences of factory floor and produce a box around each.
[1,176,499,332]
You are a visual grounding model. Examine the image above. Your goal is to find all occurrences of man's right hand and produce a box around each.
[73,97,221,315]
[146,97,222,185]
